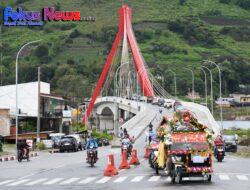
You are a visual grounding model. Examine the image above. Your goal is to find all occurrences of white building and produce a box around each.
[0,81,50,117]
[0,82,71,138]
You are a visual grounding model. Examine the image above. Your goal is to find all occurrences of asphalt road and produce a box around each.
[1,129,250,190]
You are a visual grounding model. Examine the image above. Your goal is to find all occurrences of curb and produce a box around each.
[49,149,59,153]
[0,152,39,162]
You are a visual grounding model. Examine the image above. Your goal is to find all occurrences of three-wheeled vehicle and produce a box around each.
[168,131,213,184]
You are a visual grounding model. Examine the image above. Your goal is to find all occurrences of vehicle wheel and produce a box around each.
[171,173,175,183]
[155,164,159,175]
[90,158,94,167]
[207,174,212,182]
[217,157,222,162]
[149,153,154,168]
[176,167,182,184]
[17,157,22,162]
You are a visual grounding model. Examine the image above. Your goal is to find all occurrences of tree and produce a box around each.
[34,45,49,64]
[179,0,187,5]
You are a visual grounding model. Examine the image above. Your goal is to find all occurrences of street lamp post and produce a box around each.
[201,66,214,116]
[205,60,223,130]
[167,69,177,99]
[199,67,208,107]
[15,39,42,154]
[183,68,194,102]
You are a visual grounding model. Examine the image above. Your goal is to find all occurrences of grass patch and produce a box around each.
[214,107,250,120]
[234,146,250,158]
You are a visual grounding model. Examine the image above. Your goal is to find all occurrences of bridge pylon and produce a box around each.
[84,5,154,123]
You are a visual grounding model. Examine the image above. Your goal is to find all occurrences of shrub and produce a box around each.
[204,10,222,16]
[60,23,77,31]
[179,0,187,5]
[69,29,81,38]
[219,0,231,4]
[236,0,250,10]
[220,26,250,41]
[135,29,155,43]
[168,19,216,46]
[36,142,46,150]
[91,129,113,141]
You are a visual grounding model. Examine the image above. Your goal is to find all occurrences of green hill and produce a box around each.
[1,0,250,100]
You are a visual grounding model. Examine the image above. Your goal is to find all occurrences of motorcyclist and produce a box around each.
[17,139,30,161]
[121,134,132,154]
[85,135,98,160]
[148,125,156,144]
[214,135,225,157]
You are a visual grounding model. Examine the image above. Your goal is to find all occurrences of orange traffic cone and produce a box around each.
[144,146,150,159]
[129,149,140,165]
[104,154,118,176]
[119,151,130,169]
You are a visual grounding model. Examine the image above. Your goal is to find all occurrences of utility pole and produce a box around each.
[37,67,41,142]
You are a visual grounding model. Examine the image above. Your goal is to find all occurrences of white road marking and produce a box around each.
[60,178,80,185]
[114,176,127,183]
[0,180,14,185]
[131,176,144,182]
[236,175,248,181]
[78,177,96,184]
[43,178,64,185]
[25,178,48,186]
[219,174,230,180]
[7,179,31,186]
[148,176,160,182]
[96,177,111,184]
[166,177,171,182]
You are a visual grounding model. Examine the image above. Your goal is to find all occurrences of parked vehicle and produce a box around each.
[147,96,154,103]
[164,99,174,109]
[152,98,159,105]
[157,98,165,107]
[139,96,147,102]
[98,138,110,146]
[223,135,238,152]
[59,136,78,152]
[49,133,65,149]
[68,134,86,150]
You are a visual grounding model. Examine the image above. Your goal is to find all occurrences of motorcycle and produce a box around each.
[87,146,97,167]
[215,146,225,162]
[121,143,132,159]
[149,143,159,169]
[17,148,29,162]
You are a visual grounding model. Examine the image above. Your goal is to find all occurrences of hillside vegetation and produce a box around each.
[0,0,250,100]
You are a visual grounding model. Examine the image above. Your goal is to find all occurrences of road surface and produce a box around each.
[0,131,250,190]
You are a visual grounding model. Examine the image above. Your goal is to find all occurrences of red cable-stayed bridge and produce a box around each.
[83,5,220,137]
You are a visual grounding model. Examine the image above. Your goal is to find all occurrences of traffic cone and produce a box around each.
[119,151,130,169]
[129,149,140,165]
[104,154,118,176]
[144,146,150,159]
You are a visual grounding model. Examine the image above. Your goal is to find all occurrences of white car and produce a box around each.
[164,99,175,109]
